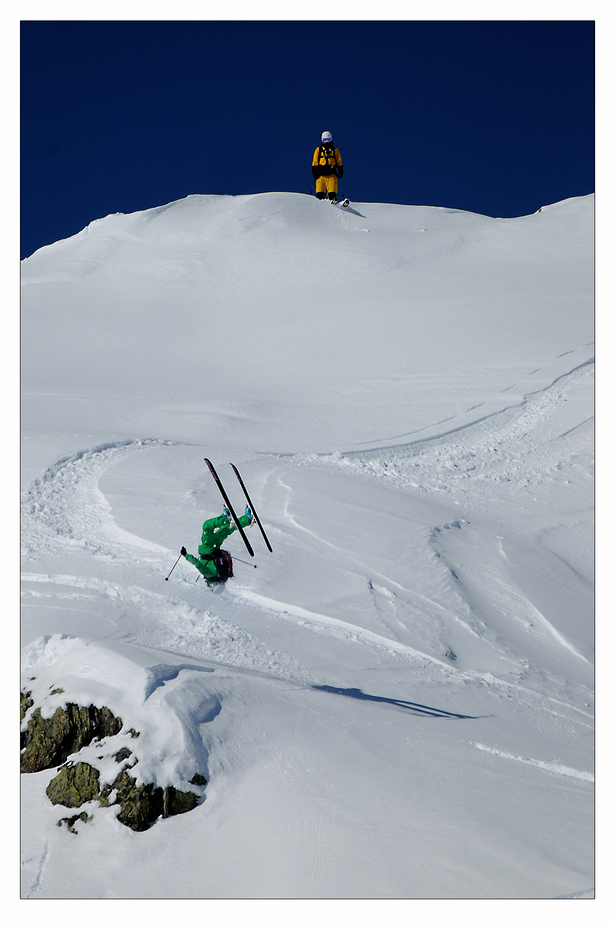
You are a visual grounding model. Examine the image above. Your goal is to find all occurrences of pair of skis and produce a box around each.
[204,459,272,557]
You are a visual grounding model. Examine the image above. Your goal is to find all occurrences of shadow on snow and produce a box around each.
[312,685,488,720]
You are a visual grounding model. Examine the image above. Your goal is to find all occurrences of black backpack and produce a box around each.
[212,549,233,582]
[199,548,234,582]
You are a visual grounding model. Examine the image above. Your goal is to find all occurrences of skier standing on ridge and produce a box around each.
[181,507,252,591]
[312,131,343,202]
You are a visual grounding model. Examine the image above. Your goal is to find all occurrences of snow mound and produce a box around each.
[21,634,216,791]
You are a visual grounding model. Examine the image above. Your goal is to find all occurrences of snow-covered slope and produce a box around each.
[20,192,594,899]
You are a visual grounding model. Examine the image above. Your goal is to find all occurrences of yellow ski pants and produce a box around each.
[316,174,338,196]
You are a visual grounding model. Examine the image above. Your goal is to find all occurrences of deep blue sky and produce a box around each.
[20,20,594,259]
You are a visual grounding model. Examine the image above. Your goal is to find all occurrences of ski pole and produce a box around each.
[165,552,182,581]
[233,556,257,569]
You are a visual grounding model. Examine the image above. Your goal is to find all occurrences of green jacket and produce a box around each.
[185,552,220,583]
[185,512,251,584]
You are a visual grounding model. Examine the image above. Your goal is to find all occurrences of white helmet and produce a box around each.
[321,131,333,143]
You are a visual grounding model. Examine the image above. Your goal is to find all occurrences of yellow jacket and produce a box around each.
[312,144,343,178]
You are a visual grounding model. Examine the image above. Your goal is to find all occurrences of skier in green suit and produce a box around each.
[181,507,252,589]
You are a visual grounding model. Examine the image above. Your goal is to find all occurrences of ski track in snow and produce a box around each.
[273,470,501,663]
[428,520,591,666]
[19,431,456,674]
[278,361,594,693]
[20,439,300,673]
[20,432,429,680]
[314,359,594,498]
[471,742,594,783]
[21,438,177,560]
[20,440,310,682]
[236,589,445,664]
[21,571,308,682]
[21,360,594,685]
[24,840,50,898]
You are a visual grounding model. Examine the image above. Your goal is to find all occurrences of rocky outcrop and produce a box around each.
[57,811,90,834]
[20,700,123,773]
[21,690,34,723]
[43,754,202,832]
[46,760,101,807]
[99,762,200,832]
[21,691,207,832]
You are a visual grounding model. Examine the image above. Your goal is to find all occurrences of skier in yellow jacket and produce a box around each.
[312,131,343,202]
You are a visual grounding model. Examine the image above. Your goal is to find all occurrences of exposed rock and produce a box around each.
[21,691,206,831]
[99,768,161,831]
[46,761,101,807]
[162,785,200,819]
[57,811,90,834]
[99,767,200,832]
[20,690,34,723]
[21,701,123,773]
